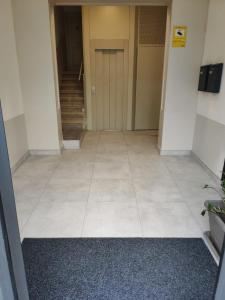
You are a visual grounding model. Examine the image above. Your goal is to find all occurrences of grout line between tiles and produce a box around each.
[125,132,144,238]
[20,157,62,238]
[80,132,99,237]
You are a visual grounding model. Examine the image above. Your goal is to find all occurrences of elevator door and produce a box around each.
[94,49,125,131]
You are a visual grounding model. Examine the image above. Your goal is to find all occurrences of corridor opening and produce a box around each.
[54,6,86,145]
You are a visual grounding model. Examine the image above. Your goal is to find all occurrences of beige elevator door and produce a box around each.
[94,49,125,131]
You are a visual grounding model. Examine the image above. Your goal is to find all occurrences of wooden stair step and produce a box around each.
[62,114,85,119]
[60,79,82,84]
[62,121,83,126]
[60,83,83,89]
[60,89,83,92]
[61,105,84,109]
[62,112,84,117]
[62,72,78,75]
[61,107,83,112]
[61,75,79,80]
[60,92,83,96]
[61,104,83,108]
[60,88,83,92]
[62,121,85,126]
[61,102,83,106]
[63,116,85,120]
[60,95,84,99]
[60,97,84,101]
[61,99,83,103]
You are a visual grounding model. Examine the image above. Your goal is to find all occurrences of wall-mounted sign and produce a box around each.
[172,26,187,48]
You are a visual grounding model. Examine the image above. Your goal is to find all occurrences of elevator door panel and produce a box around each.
[94,49,125,131]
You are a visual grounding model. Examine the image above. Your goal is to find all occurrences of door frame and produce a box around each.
[90,39,129,130]
[0,102,29,300]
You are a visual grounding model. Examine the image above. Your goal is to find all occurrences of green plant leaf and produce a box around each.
[207,203,213,210]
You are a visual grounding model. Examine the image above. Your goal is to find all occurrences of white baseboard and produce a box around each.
[203,231,220,265]
[63,140,80,150]
[160,149,191,156]
[191,152,220,183]
[29,149,61,156]
[11,151,30,174]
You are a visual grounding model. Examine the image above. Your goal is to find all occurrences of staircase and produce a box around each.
[59,72,85,146]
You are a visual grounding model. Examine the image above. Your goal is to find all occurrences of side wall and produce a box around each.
[0,0,28,169]
[193,0,225,178]
[12,0,61,153]
[159,0,209,154]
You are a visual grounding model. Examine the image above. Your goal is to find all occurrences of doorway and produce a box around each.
[134,6,167,131]
[54,6,85,143]
[93,49,125,131]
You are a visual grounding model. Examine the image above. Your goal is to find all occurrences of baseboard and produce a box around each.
[11,151,30,174]
[191,152,220,183]
[160,150,191,156]
[29,149,61,156]
[203,231,220,265]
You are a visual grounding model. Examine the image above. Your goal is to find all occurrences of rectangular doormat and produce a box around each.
[22,238,218,300]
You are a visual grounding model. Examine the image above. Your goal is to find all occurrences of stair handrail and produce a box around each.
[78,61,83,81]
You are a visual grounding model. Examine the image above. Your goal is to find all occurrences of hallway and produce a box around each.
[13,131,220,240]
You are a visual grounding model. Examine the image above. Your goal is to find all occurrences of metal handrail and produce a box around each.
[78,61,83,81]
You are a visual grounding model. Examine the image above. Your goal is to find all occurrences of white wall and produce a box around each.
[159,0,209,153]
[0,0,28,168]
[193,0,225,178]
[12,0,61,152]
[197,0,225,125]
[0,0,23,121]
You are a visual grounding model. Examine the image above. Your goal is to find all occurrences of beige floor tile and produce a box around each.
[139,202,202,237]
[82,202,141,237]
[88,179,136,204]
[134,177,182,203]
[93,162,131,179]
[22,201,86,237]
[40,178,91,202]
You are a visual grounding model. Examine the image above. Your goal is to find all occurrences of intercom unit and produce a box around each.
[198,63,223,93]
[206,63,223,93]
[198,65,210,91]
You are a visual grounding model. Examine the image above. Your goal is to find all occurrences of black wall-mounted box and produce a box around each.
[206,63,223,93]
[198,65,210,91]
[222,160,225,181]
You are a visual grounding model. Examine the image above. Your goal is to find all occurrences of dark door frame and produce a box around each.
[0,102,29,300]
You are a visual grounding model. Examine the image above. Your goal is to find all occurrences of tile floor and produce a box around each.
[13,131,221,240]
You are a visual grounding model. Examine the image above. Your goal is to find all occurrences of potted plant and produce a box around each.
[201,177,225,254]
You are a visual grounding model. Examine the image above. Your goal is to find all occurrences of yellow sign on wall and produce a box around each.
[172,26,187,48]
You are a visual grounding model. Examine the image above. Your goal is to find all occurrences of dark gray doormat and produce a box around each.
[22,238,218,300]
